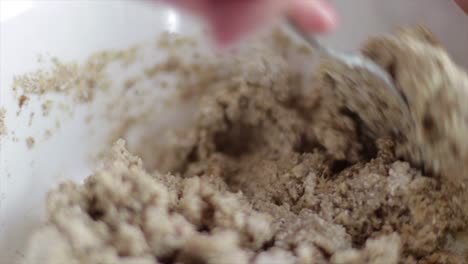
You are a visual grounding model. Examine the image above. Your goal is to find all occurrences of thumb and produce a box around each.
[207,0,287,47]
[455,0,468,14]
[288,0,338,33]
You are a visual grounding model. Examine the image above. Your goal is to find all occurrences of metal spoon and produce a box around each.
[286,19,413,134]
[286,19,406,101]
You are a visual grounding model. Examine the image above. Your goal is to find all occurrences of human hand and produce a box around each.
[167,0,337,46]
[456,0,468,14]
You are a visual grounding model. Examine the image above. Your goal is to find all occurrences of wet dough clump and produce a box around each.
[24,26,468,264]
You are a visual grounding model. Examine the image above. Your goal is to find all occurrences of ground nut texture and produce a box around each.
[24,27,468,264]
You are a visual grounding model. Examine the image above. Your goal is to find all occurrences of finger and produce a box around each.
[455,0,468,14]
[288,0,338,33]
[207,0,287,46]
[166,0,209,14]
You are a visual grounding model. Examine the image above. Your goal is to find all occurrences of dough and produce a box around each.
[23,26,468,264]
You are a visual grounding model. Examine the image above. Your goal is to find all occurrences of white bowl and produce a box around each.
[1,0,467,263]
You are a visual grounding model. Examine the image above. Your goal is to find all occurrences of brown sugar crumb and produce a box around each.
[18,95,29,108]
[84,114,93,124]
[43,130,52,140]
[28,112,35,127]
[26,137,35,149]
[22,26,468,264]
[124,76,141,90]
[11,50,138,103]
[41,100,53,116]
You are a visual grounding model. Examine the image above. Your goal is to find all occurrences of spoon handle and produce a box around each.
[285,19,327,53]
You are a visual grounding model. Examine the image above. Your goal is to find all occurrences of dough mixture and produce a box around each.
[23,27,468,264]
